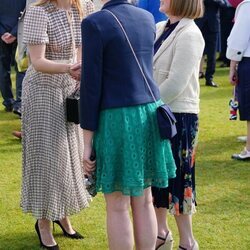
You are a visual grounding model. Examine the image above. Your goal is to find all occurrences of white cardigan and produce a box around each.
[153,18,204,114]
[226,0,250,61]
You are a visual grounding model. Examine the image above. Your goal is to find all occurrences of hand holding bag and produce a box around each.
[83,151,97,197]
[104,9,177,140]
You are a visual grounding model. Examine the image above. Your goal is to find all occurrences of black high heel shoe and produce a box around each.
[53,220,84,239]
[35,221,59,250]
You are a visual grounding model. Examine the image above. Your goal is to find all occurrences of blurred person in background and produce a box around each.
[227,0,244,7]
[0,0,26,114]
[226,0,250,160]
[137,0,167,23]
[218,4,235,67]
[12,0,37,139]
[195,0,229,87]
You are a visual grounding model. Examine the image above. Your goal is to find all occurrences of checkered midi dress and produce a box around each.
[21,1,94,220]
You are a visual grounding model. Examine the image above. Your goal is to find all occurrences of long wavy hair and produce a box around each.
[35,0,83,19]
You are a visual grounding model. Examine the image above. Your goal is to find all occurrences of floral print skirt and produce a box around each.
[152,113,198,215]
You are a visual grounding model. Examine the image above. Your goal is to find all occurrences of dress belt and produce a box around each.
[52,59,73,64]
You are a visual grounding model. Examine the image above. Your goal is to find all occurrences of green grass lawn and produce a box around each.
[0,66,249,250]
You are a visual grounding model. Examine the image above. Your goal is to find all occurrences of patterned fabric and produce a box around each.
[93,101,176,197]
[152,113,198,215]
[21,1,94,220]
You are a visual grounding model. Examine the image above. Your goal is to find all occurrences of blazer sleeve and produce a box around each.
[10,0,26,37]
[10,24,18,37]
[80,17,103,131]
[226,2,250,61]
[0,23,5,36]
[159,30,204,104]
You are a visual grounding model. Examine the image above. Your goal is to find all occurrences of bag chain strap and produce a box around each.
[66,10,77,64]
[103,9,157,104]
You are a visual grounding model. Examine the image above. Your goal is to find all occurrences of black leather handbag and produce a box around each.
[66,89,80,124]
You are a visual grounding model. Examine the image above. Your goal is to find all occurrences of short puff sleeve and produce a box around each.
[23,6,49,45]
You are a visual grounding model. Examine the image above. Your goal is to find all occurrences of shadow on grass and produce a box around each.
[200,89,232,101]
[0,139,21,146]
[0,110,20,121]
[0,221,107,250]
[198,184,250,214]
[0,139,21,154]
[197,134,248,158]
[0,232,40,250]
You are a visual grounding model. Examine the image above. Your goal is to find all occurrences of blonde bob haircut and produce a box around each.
[35,0,83,19]
[169,0,204,19]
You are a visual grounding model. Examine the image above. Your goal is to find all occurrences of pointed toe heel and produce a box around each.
[53,220,84,239]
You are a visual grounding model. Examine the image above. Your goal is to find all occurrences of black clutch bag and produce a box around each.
[66,89,80,124]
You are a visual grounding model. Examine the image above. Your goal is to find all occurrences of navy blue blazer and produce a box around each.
[80,0,160,131]
[195,0,228,32]
[0,0,26,37]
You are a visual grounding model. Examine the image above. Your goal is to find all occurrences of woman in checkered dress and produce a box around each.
[20,0,94,249]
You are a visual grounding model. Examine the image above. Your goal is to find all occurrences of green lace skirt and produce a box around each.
[93,101,176,196]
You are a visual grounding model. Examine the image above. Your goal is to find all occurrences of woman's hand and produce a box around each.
[83,129,95,176]
[229,68,238,85]
[83,145,96,176]
[69,62,81,81]
[1,32,16,44]
[229,60,239,86]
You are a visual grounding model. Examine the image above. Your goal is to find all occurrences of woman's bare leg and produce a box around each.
[105,192,133,250]
[175,215,196,249]
[155,207,172,248]
[37,219,57,246]
[131,187,157,250]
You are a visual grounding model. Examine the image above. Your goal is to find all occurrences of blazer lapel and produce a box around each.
[153,18,193,63]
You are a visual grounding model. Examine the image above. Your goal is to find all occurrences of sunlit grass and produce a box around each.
[0,65,249,249]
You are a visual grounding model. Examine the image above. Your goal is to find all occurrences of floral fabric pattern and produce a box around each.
[152,113,198,215]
